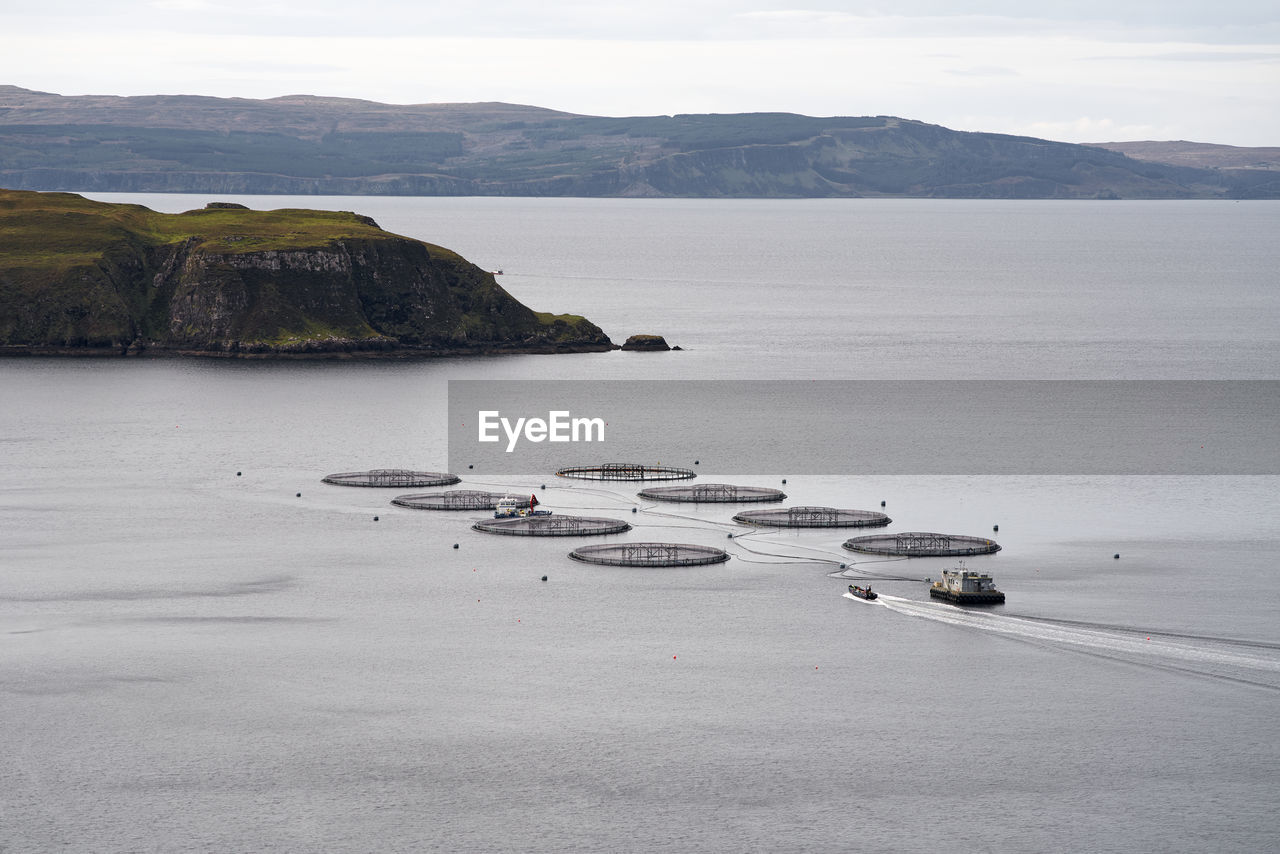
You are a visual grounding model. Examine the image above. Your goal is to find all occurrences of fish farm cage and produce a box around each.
[637,483,786,503]
[472,515,632,536]
[842,531,1002,557]
[557,463,696,481]
[569,542,730,567]
[322,469,460,488]
[733,506,892,528]
[391,490,507,510]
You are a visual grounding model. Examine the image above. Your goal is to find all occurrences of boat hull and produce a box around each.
[929,587,1005,605]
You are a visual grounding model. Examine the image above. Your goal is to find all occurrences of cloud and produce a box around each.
[148,0,213,10]
[1023,117,1167,143]
[13,2,1280,43]
[184,60,346,74]
[946,65,1019,76]
[735,10,832,21]
[0,5,1277,145]
[1094,50,1280,62]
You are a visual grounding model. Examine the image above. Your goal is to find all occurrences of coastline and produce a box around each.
[0,341,620,359]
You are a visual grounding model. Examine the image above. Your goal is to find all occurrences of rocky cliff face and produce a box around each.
[0,190,612,355]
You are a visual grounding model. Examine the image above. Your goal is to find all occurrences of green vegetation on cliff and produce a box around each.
[0,189,612,354]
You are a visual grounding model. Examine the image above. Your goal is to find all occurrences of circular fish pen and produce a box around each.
[392,490,507,510]
[557,463,696,482]
[842,531,1002,557]
[472,515,632,536]
[569,542,730,567]
[733,506,892,528]
[322,469,460,488]
[638,483,785,503]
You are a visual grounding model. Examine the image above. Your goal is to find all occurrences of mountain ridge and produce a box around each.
[1087,140,1280,172]
[1,87,1276,199]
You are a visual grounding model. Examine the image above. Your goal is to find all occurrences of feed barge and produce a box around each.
[929,564,1005,605]
[493,494,552,519]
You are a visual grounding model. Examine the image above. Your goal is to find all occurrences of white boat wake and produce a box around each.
[875,594,1280,689]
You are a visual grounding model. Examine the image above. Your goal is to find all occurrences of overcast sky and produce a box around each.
[3,1,1277,145]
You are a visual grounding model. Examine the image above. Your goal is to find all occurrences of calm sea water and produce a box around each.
[3,196,1279,853]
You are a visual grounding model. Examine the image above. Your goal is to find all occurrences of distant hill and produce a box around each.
[1,86,1276,199]
[1088,141,1280,172]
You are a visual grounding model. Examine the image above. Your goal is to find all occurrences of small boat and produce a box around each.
[847,584,877,601]
[493,494,552,519]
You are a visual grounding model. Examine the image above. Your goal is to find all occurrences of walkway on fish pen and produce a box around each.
[733,506,891,528]
[638,484,785,503]
[472,516,632,536]
[392,490,506,510]
[323,469,460,488]
[557,463,696,481]
[842,531,1001,556]
[569,542,730,567]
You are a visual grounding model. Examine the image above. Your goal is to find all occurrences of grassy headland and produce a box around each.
[0,189,612,355]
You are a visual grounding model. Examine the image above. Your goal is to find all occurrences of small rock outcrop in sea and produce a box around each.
[620,334,671,351]
[0,190,612,357]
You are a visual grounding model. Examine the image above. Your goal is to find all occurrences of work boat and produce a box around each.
[847,584,877,601]
[929,562,1005,604]
[493,494,552,519]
